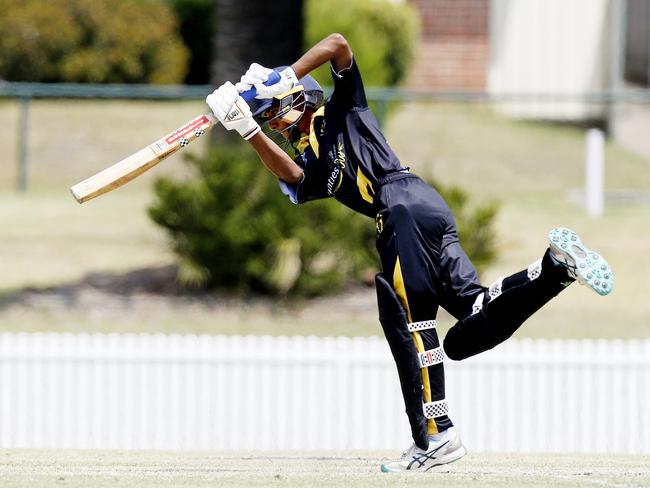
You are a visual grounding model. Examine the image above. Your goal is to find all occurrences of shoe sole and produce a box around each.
[380,444,467,473]
[424,444,467,471]
[548,227,613,296]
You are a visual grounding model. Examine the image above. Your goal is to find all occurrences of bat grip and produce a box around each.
[239,70,281,102]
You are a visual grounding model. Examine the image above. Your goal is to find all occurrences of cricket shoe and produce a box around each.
[380,427,467,473]
[548,227,613,296]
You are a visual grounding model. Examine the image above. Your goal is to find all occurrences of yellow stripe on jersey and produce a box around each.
[308,106,325,158]
[356,166,375,204]
[294,135,310,154]
[392,257,439,435]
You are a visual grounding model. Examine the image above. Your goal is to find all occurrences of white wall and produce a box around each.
[1,333,648,453]
[488,0,613,120]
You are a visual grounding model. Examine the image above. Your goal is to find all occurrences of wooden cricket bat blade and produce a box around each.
[70,113,217,203]
[70,146,162,203]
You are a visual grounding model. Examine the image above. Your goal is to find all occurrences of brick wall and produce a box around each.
[406,0,489,90]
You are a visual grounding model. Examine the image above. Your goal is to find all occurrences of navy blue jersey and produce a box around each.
[280,58,407,217]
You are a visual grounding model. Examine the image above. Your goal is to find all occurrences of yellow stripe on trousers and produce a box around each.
[392,257,439,435]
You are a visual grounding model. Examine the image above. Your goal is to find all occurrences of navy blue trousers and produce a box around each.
[374,175,571,444]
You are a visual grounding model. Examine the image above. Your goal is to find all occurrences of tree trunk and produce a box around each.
[211,0,304,86]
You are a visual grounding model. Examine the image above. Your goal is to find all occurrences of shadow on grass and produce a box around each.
[0,265,199,307]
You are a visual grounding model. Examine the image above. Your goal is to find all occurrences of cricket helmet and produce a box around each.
[250,67,324,133]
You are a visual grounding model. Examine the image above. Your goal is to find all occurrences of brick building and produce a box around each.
[406,0,489,90]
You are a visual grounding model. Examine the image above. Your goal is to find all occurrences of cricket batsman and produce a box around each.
[206,33,614,472]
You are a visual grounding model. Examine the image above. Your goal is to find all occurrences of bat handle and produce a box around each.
[239,71,282,102]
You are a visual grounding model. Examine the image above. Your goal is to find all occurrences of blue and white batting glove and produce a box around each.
[236,63,297,99]
[206,82,260,140]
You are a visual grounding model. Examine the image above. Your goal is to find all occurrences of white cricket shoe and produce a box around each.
[380,426,467,472]
[548,227,613,296]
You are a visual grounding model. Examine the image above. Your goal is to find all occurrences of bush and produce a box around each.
[149,141,498,296]
[0,0,189,83]
[149,142,377,296]
[305,0,420,87]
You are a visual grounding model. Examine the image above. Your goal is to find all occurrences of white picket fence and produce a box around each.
[0,333,648,453]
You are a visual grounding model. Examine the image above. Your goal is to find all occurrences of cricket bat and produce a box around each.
[70,72,280,204]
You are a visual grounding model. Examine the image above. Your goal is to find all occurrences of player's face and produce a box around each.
[267,108,292,134]
[266,108,306,141]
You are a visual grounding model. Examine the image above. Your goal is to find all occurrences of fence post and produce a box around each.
[585,128,605,218]
[16,96,30,192]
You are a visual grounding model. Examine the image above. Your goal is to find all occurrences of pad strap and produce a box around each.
[418,347,445,368]
[527,258,542,281]
[488,276,504,300]
[471,292,484,315]
[407,320,436,332]
[423,399,449,419]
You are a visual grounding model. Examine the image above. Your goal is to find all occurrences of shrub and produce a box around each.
[0,0,189,83]
[305,0,420,87]
[149,141,498,296]
[149,142,377,296]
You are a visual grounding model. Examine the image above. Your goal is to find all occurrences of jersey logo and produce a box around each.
[375,213,384,235]
[356,166,375,204]
[327,141,345,195]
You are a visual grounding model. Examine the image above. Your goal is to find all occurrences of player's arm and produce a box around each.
[292,33,353,77]
[236,34,353,99]
[206,82,303,184]
[248,132,303,184]
[206,34,353,184]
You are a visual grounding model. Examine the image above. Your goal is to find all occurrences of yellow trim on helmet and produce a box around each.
[275,84,304,100]
[260,85,306,120]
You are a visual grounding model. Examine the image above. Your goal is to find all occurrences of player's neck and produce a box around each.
[298,108,316,134]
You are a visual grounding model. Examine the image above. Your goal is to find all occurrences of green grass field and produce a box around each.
[0,99,648,338]
[1,450,649,488]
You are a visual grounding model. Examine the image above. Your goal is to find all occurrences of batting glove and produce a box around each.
[206,81,260,140]
[236,63,298,99]
[235,63,273,92]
